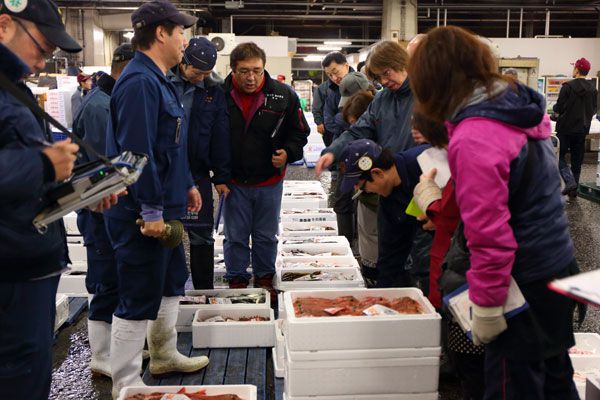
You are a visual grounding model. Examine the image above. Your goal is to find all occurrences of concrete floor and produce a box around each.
[50,163,600,400]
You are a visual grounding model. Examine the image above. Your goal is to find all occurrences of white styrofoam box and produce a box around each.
[67,243,87,263]
[281,236,350,247]
[286,346,441,362]
[571,333,600,370]
[280,208,336,223]
[277,255,357,269]
[214,245,224,256]
[55,294,69,331]
[281,196,328,210]
[177,288,270,330]
[275,268,365,292]
[118,385,257,400]
[192,308,275,348]
[281,221,338,237]
[214,235,225,246]
[283,185,326,194]
[278,292,286,319]
[279,245,351,258]
[57,274,87,295]
[574,356,600,400]
[63,212,80,235]
[283,393,438,400]
[273,348,285,378]
[587,374,600,400]
[283,288,441,351]
[69,261,87,274]
[284,180,323,188]
[284,347,440,396]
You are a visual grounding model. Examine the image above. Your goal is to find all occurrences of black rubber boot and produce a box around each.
[190,244,215,289]
[336,213,355,245]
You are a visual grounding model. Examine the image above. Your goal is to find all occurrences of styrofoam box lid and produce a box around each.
[193,307,273,324]
[183,288,271,308]
[284,288,439,321]
[278,256,357,268]
[118,385,257,400]
[282,221,337,229]
[280,244,351,257]
[281,208,335,215]
[281,236,350,246]
[282,392,438,400]
[56,294,68,305]
[276,267,365,289]
[286,343,441,361]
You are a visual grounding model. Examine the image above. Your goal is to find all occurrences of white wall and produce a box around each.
[490,38,600,77]
[234,36,290,57]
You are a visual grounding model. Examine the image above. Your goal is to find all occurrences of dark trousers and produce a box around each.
[105,217,188,320]
[484,350,579,400]
[184,176,215,246]
[0,275,60,400]
[78,210,119,323]
[557,132,586,186]
[450,351,485,400]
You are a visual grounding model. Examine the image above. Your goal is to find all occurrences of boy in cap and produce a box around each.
[72,43,135,379]
[339,139,429,287]
[0,0,83,397]
[104,1,208,396]
[168,37,230,289]
[553,57,598,197]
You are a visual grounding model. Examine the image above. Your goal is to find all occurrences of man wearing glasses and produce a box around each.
[168,37,231,289]
[222,42,309,299]
[0,0,81,398]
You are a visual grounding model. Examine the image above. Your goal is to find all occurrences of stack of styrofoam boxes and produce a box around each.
[281,181,328,210]
[177,288,269,332]
[281,288,442,400]
[58,212,88,295]
[118,385,257,400]
[189,289,275,348]
[301,112,326,167]
[570,333,600,399]
[55,294,69,332]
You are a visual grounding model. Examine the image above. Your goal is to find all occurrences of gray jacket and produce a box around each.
[312,81,329,125]
[324,79,415,160]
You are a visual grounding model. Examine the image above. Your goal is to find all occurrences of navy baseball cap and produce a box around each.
[131,1,198,29]
[339,139,383,193]
[183,37,217,70]
[0,0,82,53]
[112,43,135,63]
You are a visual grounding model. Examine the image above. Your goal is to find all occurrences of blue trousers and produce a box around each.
[557,132,586,187]
[77,210,119,323]
[0,275,60,400]
[104,217,188,320]
[223,181,283,281]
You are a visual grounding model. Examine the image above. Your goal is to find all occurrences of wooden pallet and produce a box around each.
[578,182,600,203]
[141,332,272,400]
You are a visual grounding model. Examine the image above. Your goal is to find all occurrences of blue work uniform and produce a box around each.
[167,68,230,245]
[104,51,193,320]
[0,43,68,399]
[377,144,429,287]
[72,73,119,323]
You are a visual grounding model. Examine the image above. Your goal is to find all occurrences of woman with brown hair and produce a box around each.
[410,26,579,399]
[316,40,417,288]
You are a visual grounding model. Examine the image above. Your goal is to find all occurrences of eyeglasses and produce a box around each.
[373,68,393,83]
[14,18,55,60]
[236,68,264,77]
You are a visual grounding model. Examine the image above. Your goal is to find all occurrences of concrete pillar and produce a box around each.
[381,0,418,42]
[81,10,106,66]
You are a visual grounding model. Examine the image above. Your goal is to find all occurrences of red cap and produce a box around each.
[572,58,591,75]
[277,74,286,82]
[77,73,91,83]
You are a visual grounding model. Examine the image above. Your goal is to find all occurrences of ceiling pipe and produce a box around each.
[506,9,510,38]
[546,9,551,36]
[519,7,523,37]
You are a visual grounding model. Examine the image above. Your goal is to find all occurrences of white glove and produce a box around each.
[413,178,442,213]
[470,304,507,346]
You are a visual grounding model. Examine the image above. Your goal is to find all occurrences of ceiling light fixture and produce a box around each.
[324,40,352,46]
[317,45,342,51]
[304,54,326,62]
[123,31,134,39]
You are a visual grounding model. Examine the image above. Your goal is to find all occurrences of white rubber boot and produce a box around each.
[110,316,147,399]
[148,296,209,376]
[88,320,112,378]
